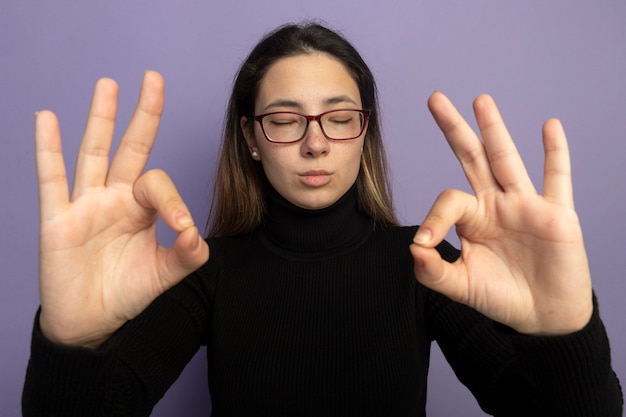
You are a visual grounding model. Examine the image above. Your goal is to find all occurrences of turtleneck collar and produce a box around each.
[259,183,373,259]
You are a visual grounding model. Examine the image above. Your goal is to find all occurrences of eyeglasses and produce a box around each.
[253,109,369,144]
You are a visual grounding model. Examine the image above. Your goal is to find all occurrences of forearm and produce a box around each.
[23,276,209,417]
[22,311,142,417]
[429,290,623,417]
[507,301,623,417]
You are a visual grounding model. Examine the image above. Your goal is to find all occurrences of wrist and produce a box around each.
[39,310,113,350]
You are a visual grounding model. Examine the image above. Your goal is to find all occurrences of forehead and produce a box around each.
[255,52,361,111]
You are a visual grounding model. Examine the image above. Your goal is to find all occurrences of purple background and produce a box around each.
[2,2,625,416]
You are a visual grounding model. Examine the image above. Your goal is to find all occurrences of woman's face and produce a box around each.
[242,52,366,210]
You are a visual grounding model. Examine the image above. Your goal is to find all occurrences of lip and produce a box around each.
[301,169,331,176]
[299,170,332,187]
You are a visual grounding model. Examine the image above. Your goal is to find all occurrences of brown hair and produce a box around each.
[207,22,398,237]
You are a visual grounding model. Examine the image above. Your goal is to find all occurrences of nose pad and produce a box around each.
[301,121,329,155]
[305,119,324,138]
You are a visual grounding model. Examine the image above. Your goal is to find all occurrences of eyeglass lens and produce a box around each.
[262,110,365,142]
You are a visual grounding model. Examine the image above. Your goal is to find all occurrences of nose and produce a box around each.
[300,120,329,157]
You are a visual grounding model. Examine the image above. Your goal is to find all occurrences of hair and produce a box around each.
[206,21,398,237]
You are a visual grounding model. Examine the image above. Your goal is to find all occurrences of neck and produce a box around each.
[260,184,372,258]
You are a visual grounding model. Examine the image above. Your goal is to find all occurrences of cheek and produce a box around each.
[342,141,365,168]
[257,147,295,184]
[251,124,265,148]
[349,154,363,180]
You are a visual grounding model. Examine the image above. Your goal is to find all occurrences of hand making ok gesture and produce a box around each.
[411,92,592,336]
[35,71,209,349]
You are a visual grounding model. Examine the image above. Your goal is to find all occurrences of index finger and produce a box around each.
[106,71,165,186]
[427,92,497,194]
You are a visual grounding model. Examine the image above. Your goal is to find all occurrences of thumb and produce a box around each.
[158,226,210,290]
[410,241,469,306]
[411,189,475,303]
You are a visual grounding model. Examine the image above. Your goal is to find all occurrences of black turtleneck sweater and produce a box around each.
[23,185,623,416]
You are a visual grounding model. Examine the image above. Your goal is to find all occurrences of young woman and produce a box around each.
[23,22,622,416]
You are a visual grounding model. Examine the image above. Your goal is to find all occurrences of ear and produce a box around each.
[241,116,258,149]
[241,116,261,160]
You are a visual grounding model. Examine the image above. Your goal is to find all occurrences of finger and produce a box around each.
[72,78,119,198]
[107,70,164,186]
[410,188,476,305]
[158,226,210,290]
[427,92,496,193]
[133,169,196,233]
[410,242,469,305]
[473,94,535,193]
[35,111,69,220]
[542,118,573,207]
[412,189,477,248]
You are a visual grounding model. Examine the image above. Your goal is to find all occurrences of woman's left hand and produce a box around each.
[410,92,592,336]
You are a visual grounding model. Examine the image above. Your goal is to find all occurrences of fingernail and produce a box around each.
[413,227,432,245]
[175,211,194,228]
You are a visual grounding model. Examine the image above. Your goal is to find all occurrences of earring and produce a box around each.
[251,150,259,159]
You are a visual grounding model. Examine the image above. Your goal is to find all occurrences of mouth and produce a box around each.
[299,170,332,187]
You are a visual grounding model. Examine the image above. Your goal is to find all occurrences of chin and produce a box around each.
[291,191,342,211]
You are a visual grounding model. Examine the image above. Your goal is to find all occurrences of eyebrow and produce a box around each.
[261,95,359,112]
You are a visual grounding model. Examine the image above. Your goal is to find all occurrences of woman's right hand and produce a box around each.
[35,71,209,349]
